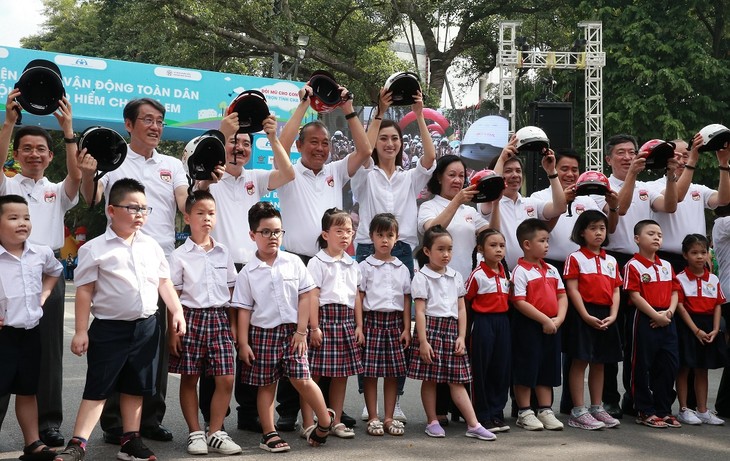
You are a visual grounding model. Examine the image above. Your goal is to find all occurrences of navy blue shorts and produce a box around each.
[82,315,160,400]
[511,311,561,388]
[0,326,41,396]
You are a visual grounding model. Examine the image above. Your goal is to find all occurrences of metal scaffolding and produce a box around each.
[498,21,606,170]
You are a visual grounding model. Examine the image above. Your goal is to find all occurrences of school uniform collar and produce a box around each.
[0,240,34,257]
[103,226,143,244]
[479,261,505,278]
[246,252,279,271]
[516,257,549,271]
[682,268,710,282]
[314,249,355,265]
[579,247,607,260]
[632,252,663,268]
[419,265,457,279]
[181,236,222,253]
[364,255,403,267]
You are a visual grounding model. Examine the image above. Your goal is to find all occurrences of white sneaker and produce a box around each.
[207,430,242,455]
[362,404,379,421]
[394,400,407,423]
[537,409,564,430]
[187,431,208,455]
[516,409,544,431]
[697,410,725,425]
[677,407,702,425]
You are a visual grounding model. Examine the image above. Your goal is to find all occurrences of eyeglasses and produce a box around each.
[18,146,49,155]
[111,204,153,216]
[332,229,354,237]
[136,117,166,128]
[254,229,285,238]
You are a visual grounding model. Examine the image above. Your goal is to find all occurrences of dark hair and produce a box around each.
[472,228,504,270]
[415,225,451,267]
[604,134,638,158]
[108,178,145,206]
[369,212,399,237]
[516,218,549,250]
[633,219,660,237]
[13,126,52,152]
[555,149,581,167]
[298,121,329,143]
[681,233,709,254]
[488,154,523,170]
[248,201,281,231]
[372,120,403,168]
[715,203,730,218]
[317,207,352,249]
[123,98,166,123]
[570,210,610,247]
[184,189,215,214]
[0,194,28,216]
[426,154,467,195]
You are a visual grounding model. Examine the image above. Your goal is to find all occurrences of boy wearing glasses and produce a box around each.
[56,178,186,461]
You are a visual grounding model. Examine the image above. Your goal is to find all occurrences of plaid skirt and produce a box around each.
[408,315,472,383]
[362,310,408,378]
[242,323,311,387]
[308,303,363,377]
[168,307,234,376]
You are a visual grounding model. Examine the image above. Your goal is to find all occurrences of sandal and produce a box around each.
[367,419,384,436]
[260,431,291,453]
[332,422,355,438]
[308,408,336,447]
[635,413,668,428]
[19,440,56,461]
[384,419,405,436]
[300,423,316,440]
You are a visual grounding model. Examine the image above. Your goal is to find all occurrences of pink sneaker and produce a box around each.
[568,411,605,430]
[591,408,621,428]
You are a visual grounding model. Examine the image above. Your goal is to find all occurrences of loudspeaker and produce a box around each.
[525,102,573,195]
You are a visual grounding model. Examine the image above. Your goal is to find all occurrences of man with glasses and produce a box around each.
[0,89,81,447]
[79,97,188,444]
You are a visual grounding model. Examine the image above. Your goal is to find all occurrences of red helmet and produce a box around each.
[308,70,349,114]
[226,90,269,133]
[470,169,505,203]
[575,170,610,196]
[638,139,675,170]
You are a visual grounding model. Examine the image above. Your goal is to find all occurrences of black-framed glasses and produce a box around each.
[254,229,285,238]
[111,204,153,215]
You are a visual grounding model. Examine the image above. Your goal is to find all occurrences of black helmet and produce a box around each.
[309,70,350,113]
[78,126,127,173]
[226,90,269,133]
[182,130,226,181]
[384,72,421,106]
[14,59,65,116]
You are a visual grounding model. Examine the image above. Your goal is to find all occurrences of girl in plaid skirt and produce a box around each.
[302,208,364,440]
[408,225,496,441]
[359,213,412,436]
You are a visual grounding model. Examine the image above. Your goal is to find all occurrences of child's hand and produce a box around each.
[400,329,412,349]
[169,334,182,357]
[601,315,617,328]
[542,318,557,334]
[171,311,187,336]
[291,333,308,357]
[650,311,671,328]
[583,314,604,330]
[238,343,255,366]
[705,329,718,344]
[419,341,434,364]
[310,327,323,348]
[454,337,466,356]
[71,332,89,357]
[355,326,365,346]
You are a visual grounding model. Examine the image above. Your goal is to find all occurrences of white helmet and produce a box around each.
[515,126,550,152]
[698,124,730,152]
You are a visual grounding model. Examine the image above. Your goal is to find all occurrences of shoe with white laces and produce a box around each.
[590,407,620,428]
[677,407,702,425]
[696,410,725,425]
[394,400,407,423]
[516,410,544,431]
[568,411,605,430]
[187,431,208,455]
[207,431,242,455]
[537,409,564,430]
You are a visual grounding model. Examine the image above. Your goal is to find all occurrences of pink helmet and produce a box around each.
[470,169,505,203]
[575,170,610,196]
[638,139,675,170]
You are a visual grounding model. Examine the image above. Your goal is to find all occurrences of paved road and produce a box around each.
[1,282,729,460]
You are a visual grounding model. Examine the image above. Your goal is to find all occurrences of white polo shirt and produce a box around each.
[532,186,600,263]
[74,227,170,321]
[712,216,730,298]
[169,237,237,309]
[307,249,361,308]
[231,250,315,329]
[411,265,465,319]
[648,177,715,254]
[352,158,435,250]
[594,175,660,255]
[0,242,63,329]
[208,169,272,264]
[482,193,546,271]
[278,157,351,257]
[418,194,489,280]
[359,255,411,312]
[100,146,188,257]
[0,175,79,250]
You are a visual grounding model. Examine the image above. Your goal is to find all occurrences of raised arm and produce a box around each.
[712,142,730,208]
[651,157,679,213]
[540,150,567,219]
[366,88,392,149]
[341,88,373,176]
[279,85,313,153]
[413,91,435,170]
[54,97,82,200]
[264,115,296,189]
[0,89,21,187]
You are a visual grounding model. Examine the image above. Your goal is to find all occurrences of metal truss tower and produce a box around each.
[498,21,606,170]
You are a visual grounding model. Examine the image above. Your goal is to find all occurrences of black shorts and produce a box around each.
[0,326,41,396]
[677,313,728,369]
[511,311,561,388]
[82,315,160,400]
[565,303,623,363]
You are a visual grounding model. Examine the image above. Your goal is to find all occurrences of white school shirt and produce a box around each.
[278,157,351,257]
[351,157,435,250]
[482,193,546,271]
[712,216,730,298]
[0,242,63,329]
[207,169,272,264]
[231,250,315,328]
[359,255,411,312]
[531,186,600,262]
[307,250,361,308]
[418,194,489,280]
[594,175,660,255]
[74,228,170,321]
[648,177,715,254]
[169,237,237,309]
[411,265,465,319]
[0,175,79,250]
[100,147,188,257]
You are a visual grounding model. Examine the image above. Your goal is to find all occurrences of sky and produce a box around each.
[0,0,46,47]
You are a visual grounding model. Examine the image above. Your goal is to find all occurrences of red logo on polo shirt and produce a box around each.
[641,273,651,283]
[639,189,648,201]
[245,181,255,195]
[575,204,585,214]
[43,191,56,203]
[326,175,335,187]
[525,206,535,217]
[160,169,172,183]
[465,215,473,223]
[692,191,701,201]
